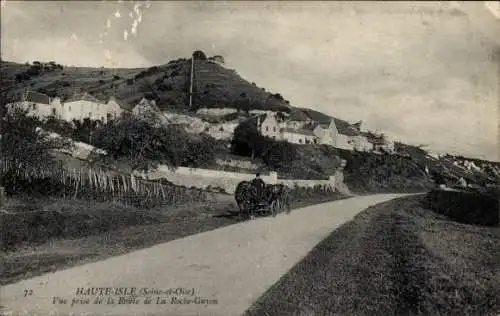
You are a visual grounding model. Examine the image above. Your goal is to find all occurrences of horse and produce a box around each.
[265,184,291,215]
[235,180,258,219]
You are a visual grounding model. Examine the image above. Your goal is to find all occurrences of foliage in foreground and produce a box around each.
[0,108,72,186]
[89,114,220,171]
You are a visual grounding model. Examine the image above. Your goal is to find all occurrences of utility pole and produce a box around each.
[188,55,194,111]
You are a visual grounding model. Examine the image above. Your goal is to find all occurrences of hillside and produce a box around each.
[1,54,499,188]
[0,57,303,117]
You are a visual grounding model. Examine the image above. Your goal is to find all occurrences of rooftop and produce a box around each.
[23,91,50,105]
[65,92,105,104]
[281,127,316,136]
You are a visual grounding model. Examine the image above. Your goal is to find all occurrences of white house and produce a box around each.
[281,127,318,145]
[7,91,60,120]
[62,92,123,123]
[352,134,374,152]
[8,90,126,124]
[368,135,395,154]
[257,113,283,140]
[252,113,319,144]
[308,117,366,151]
[205,122,239,140]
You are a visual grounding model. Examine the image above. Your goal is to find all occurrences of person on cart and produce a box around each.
[250,172,266,205]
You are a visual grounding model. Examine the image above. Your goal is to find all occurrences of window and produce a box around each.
[299,139,303,144]
[107,113,112,121]
[32,104,36,110]
[101,116,104,122]
[314,139,318,144]
[266,126,269,132]
[52,108,56,116]
[69,106,72,111]
[306,139,310,144]
[273,127,276,132]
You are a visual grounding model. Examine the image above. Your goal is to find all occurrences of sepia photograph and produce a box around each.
[0,1,499,315]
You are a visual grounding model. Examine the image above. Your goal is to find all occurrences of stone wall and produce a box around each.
[136,165,346,194]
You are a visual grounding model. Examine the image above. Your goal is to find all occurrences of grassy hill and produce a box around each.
[0,57,303,117]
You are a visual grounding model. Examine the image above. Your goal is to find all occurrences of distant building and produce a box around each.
[7,90,59,120]
[62,92,123,123]
[281,127,318,144]
[7,90,125,124]
[248,113,319,144]
[258,113,282,140]
[368,134,395,154]
[205,122,239,140]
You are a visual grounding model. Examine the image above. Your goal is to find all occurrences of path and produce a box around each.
[0,194,409,316]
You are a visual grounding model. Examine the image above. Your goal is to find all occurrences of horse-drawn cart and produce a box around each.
[235,181,290,220]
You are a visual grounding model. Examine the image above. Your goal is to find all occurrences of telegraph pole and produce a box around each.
[188,54,194,111]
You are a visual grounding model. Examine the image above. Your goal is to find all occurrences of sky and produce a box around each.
[1,1,499,161]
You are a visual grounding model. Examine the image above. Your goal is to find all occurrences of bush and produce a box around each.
[91,115,217,171]
[0,108,72,191]
[25,68,40,77]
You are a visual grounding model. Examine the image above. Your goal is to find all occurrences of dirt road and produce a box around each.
[0,194,408,316]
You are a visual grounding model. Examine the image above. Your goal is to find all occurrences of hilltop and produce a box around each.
[0,57,307,119]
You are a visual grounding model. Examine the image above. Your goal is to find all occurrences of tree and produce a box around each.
[192,50,207,61]
[91,115,216,171]
[0,107,72,188]
[231,119,297,169]
[231,119,260,157]
[71,118,98,144]
[261,141,297,169]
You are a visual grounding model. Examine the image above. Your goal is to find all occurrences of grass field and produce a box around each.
[245,195,500,316]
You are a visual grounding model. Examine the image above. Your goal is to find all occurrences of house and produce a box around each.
[349,121,372,152]
[257,113,282,140]
[352,133,374,152]
[105,96,128,118]
[366,132,395,153]
[285,110,310,129]
[62,92,119,123]
[8,90,129,124]
[299,108,373,151]
[251,113,319,144]
[7,91,60,120]
[281,127,318,145]
[205,122,239,140]
[132,97,172,126]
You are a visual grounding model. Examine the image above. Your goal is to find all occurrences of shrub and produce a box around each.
[25,68,40,76]
[0,108,72,191]
[91,115,217,171]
